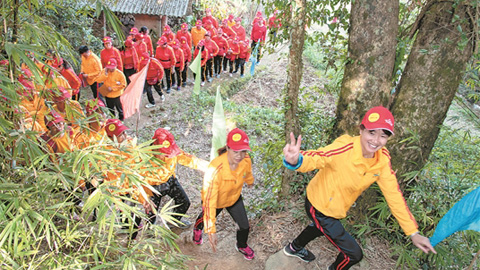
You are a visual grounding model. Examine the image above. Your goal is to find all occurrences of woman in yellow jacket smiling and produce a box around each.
[282,106,436,269]
[193,128,255,260]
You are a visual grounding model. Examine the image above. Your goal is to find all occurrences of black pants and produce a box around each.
[148,176,190,224]
[124,68,136,85]
[292,197,363,269]
[144,81,163,105]
[181,61,188,86]
[105,96,124,121]
[223,56,230,71]
[194,196,250,248]
[205,59,214,78]
[214,55,223,75]
[193,65,207,82]
[89,83,105,103]
[235,58,246,76]
[171,66,182,87]
[163,68,172,90]
[251,40,262,62]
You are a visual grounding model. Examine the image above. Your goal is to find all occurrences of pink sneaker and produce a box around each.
[193,228,203,245]
[236,244,255,260]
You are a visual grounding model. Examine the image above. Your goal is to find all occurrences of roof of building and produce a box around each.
[80,0,189,17]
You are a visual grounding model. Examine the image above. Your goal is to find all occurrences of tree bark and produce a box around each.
[280,0,307,198]
[332,0,399,139]
[389,1,475,183]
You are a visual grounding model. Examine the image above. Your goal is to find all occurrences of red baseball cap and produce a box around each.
[103,36,112,44]
[163,25,171,33]
[195,20,202,26]
[227,128,251,151]
[361,106,395,134]
[105,58,117,69]
[157,36,168,45]
[152,128,181,157]
[181,23,188,30]
[135,33,144,41]
[124,39,134,47]
[85,98,105,113]
[105,119,128,137]
[130,27,139,35]
[45,110,65,127]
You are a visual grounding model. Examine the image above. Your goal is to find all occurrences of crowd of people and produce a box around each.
[6,7,438,269]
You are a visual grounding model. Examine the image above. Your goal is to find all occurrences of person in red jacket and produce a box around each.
[179,36,192,87]
[139,26,154,56]
[121,39,139,85]
[282,107,436,268]
[203,31,219,82]
[235,39,250,78]
[251,19,267,62]
[155,36,176,93]
[204,20,217,38]
[134,33,148,57]
[100,36,123,71]
[139,52,165,108]
[170,39,185,91]
[212,28,229,78]
[176,23,192,48]
[252,11,266,26]
[220,19,237,40]
[162,25,175,44]
[225,37,240,76]
[193,40,209,86]
[58,59,82,100]
[227,14,236,27]
[268,10,282,41]
[232,17,246,41]
[202,8,218,29]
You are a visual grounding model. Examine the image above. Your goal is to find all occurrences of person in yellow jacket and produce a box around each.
[95,58,127,121]
[282,106,436,269]
[145,128,208,228]
[193,128,255,260]
[79,45,103,101]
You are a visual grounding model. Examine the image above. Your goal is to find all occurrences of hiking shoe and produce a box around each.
[171,84,177,88]
[200,81,205,86]
[145,103,156,108]
[207,77,213,82]
[182,82,187,87]
[283,243,315,262]
[236,244,255,260]
[161,95,165,102]
[176,86,181,91]
[176,220,192,229]
[240,74,245,78]
[193,228,203,245]
[166,88,171,94]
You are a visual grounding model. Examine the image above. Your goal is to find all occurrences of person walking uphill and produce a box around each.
[96,58,127,121]
[282,106,436,269]
[193,128,256,260]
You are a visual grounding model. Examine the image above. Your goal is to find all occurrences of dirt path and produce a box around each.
[120,44,396,269]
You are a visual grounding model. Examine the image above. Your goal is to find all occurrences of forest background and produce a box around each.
[0,0,479,269]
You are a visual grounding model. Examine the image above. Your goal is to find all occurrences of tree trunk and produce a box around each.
[280,0,307,198]
[331,0,399,219]
[389,1,475,183]
[332,0,399,139]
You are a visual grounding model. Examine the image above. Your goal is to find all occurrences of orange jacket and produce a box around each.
[95,69,127,98]
[191,27,207,47]
[294,135,418,236]
[202,153,254,234]
[60,68,82,94]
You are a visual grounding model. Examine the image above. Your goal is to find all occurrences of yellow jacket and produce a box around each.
[95,69,126,98]
[80,52,102,85]
[191,27,207,47]
[202,153,254,234]
[296,135,418,236]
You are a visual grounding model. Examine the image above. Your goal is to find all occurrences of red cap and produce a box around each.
[361,106,395,134]
[235,17,242,22]
[124,39,134,47]
[171,39,180,48]
[85,98,105,113]
[227,128,251,151]
[181,23,188,29]
[54,86,72,102]
[256,11,262,17]
[105,119,128,137]
[157,36,168,45]
[45,110,65,127]
[135,33,144,41]
[105,58,117,69]
[140,52,150,63]
[103,36,112,44]
[163,25,171,33]
[152,128,181,156]
[195,20,202,26]
[130,27,139,35]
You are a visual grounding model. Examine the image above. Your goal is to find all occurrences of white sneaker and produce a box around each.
[161,95,165,102]
[201,82,205,86]
[145,103,156,108]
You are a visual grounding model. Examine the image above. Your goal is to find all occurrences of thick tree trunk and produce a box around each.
[389,1,475,183]
[332,0,399,139]
[280,0,306,198]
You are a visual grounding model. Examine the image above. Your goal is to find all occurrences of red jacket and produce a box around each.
[143,34,154,56]
[100,47,123,71]
[251,23,267,42]
[134,41,148,57]
[121,46,139,70]
[212,35,229,56]
[221,25,237,39]
[204,39,219,60]
[172,47,185,70]
[176,30,192,48]
[232,24,246,41]
[155,45,176,69]
[60,68,81,94]
[226,40,240,61]
[162,32,175,44]
[202,15,219,28]
[139,58,164,85]
[194,47,209,66]
[238,41,250,60]
[268,15,281,29]
[181,43,192,62]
